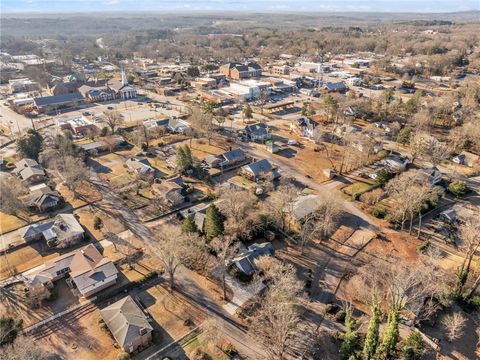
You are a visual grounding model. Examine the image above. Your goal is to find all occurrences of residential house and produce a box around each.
[334,124,361,137]
[151,177,185,206]
[30,243,118,298]
[239,159,280,182]
[80,135,127,156]
[289,194,322,223]
[204,148,247,169]
[126,157,155,175]
[25,183,61,212]
[452,151,480,168]
[233,242,275,276]
[293,117,319,138]
[33,92,85,113]
[20,213,84,247]
[385,155,409,173]
[243,123,271,143]
[100,296,153,353]
[323,81,348,93]
[167,118,191,134]
[423,167,443,186]
[219,62,262,80]
[144,118,170,132]
[13,158,46,183]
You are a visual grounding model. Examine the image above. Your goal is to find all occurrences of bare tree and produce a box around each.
[251,259,304,360]
[25,285,50,308]
[210,235,239,300]
[189,105,214,145]
[267,182,300,232]
[153,226,184,290]
[153,227,205,291]
[360,188,384,205]
[454,216,480,298]
[313,192,343,241]
[442,312,467,341]
[218,187,257,239]
[386,170,427,231]
[0,179,27,220]
[103,110,124,134]
[56,155,90,199]
[298,211,322,255]
[2,335,50,360]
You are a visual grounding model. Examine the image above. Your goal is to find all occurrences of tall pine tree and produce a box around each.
[376,309,400,359]
[176,145,187,173]
[181,214,198,234]
[204,204,224,239]
[183,145,193,167]
[363,301,381,360]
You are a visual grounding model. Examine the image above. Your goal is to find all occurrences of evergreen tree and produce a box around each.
[340,307,358,360]
[376,309,400,359]
[16,129,43,160]
[176,145,187,173]
[362,301,381,360]
[204,204,224,239]
[183,145,193,167]
[93,216,103,231]
[181,214,198,234]
[401,332,424,360]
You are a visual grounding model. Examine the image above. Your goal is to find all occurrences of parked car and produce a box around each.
[82,111,91,116]
[107,106,114,110]
[287,139,299,146]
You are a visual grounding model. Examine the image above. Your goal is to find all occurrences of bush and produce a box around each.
[468,295,480,309]
[447,180,468,197]
[360,188,384,205]
[223,343,238,357]
[417,240,430,253]
[189,349,211,360]
[117,352,130,360]
[375,169,394,185]
[401,332,424,360]
[335,310,347,322]
[100,127,108,137]
[326,303,340,314]
[372,207,387,219]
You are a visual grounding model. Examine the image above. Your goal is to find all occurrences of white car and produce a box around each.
[287,139,299,146]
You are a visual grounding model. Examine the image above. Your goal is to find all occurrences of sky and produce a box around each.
[1,0,479,13]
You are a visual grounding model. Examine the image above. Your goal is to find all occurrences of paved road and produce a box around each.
[89,171,267,358]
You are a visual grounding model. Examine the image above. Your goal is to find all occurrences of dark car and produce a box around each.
[107,106,114,110]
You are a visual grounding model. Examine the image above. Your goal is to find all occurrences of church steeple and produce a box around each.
[121,66,127,86]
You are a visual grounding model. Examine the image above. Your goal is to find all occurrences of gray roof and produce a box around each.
[290,194,321,220]
[100,296,153,349]
[325,82,347,91]
[34,92,84,107]
[245,123,270,136]
[234,242,274,275]
[14,158,45,180]
[243,159,273,176]
[222,148,245,162]
[27,183,60,208]
[126,157,154,174]
[20,213,84,242]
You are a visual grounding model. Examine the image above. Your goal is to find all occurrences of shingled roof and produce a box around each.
[100,296,153,349]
